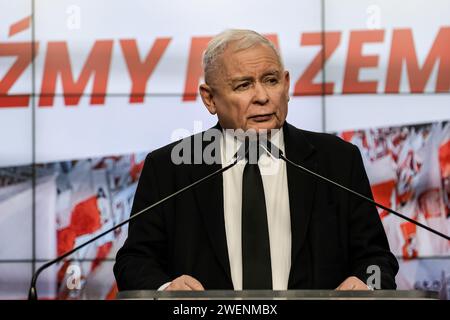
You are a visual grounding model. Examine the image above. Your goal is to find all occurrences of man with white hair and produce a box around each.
[114,29,398,291]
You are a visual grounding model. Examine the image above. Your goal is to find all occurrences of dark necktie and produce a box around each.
[241,146,272,289]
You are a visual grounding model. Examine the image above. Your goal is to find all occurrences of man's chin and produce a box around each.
[245,120,282,132]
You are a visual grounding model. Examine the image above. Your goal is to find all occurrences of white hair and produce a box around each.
[202,29,284,85]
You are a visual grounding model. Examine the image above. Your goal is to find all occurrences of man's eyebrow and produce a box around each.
[261,70,281,77]
[229,70,281,83]
[229,76,254,83]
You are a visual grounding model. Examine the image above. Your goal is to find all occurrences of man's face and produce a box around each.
[200,43,290,132]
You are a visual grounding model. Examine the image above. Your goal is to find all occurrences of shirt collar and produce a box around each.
[221,127,286,164]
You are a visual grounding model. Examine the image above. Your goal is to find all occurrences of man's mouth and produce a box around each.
[248,113,275,122]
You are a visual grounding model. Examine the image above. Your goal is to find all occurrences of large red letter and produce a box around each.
[120,38,171,103]
[385,27,450,93]
[39,40,113,106]
[343,30,384,94]
[183,36,212,102]
[0,42,38,107]
[183,34,279,102]
[294,32,341,96]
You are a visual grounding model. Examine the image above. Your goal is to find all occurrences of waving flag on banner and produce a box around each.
[338,122,450,259]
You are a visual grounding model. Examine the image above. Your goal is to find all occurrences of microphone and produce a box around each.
[259,138,450,242]
[28,140,249,300]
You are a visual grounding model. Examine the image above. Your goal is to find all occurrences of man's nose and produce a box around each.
[252,82,269,105]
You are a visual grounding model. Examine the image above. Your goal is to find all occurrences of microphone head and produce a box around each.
[233,137,261,163]
[232,133,284,162]
[258,136,283,159]
[234,137,251,162]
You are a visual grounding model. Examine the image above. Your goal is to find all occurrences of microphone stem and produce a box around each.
[28,158,238,300]
[280,154,450,241]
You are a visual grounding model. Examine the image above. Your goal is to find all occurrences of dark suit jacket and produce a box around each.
[114,122,399,290]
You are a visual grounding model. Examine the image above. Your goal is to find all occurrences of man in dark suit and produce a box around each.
[114,29,398,291]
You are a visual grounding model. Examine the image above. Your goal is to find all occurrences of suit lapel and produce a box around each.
[190,125,232,285]
[283,123,318,281]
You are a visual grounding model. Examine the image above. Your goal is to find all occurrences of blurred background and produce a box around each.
[0,0,449,299]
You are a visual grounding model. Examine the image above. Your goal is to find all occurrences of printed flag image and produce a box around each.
[49,154,146,299]
[338,121,450,259]
[0,153,146,299]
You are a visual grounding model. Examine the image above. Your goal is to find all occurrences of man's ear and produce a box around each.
[199,84,217,115]
[283,70,290,100]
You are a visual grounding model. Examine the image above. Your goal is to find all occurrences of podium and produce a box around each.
[117,290,439,300]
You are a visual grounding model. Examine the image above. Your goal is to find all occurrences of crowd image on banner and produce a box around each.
[338,121,450,259]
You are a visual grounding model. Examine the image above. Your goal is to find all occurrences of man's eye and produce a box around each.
[266,78,279,85]
[236,82,250,90]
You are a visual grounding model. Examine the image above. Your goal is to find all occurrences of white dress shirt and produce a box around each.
[221,129,291,290]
